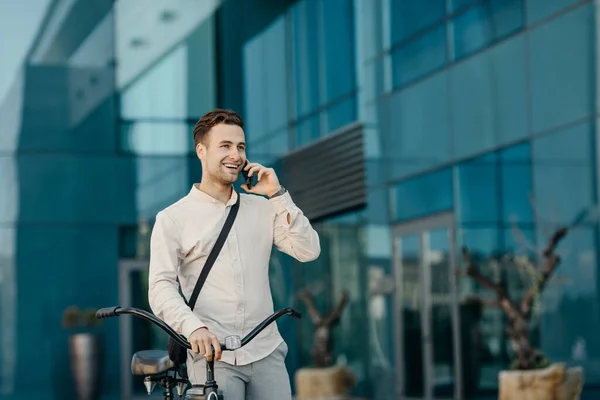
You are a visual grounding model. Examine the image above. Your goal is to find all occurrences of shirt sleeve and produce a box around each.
[271,191,321,262]
[148,211,206,339]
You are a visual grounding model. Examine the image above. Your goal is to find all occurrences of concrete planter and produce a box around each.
[499,363,584,400]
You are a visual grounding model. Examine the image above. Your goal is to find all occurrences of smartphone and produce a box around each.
[241,160,254,189]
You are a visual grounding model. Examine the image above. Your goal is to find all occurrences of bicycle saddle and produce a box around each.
[131,350,175,376]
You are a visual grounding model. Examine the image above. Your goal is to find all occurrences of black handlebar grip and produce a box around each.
[287,308,302,319]
[96,306,121,319]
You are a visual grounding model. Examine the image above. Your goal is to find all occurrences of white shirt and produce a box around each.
[147,184,321,365]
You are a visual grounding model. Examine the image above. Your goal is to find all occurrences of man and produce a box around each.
[148,108,321,399]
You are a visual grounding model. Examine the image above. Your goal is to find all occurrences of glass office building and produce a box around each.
[1,0,600,399]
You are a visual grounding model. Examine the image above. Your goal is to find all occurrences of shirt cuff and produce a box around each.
[269,191,297,215]
[181,315,207,339]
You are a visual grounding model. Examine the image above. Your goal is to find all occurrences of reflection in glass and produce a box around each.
[455,228,504,394]
[456,153,499,224]
[326,97,357,133]
[427,228,455,396]
[120,45,189,120]
[452,0,523,59]
[450,36,528,158]
[388,74,451,179]
[391,25,446,88]
[398,234,424,397]
[120,121,194,156]
[428,228,451,297]
[390,0,446,45]
[391,168,453,222]
[291,0,320,118]
[322,0,356,103]
[500,143,533,224]
[532,121,594,225]
[528,3,593,133]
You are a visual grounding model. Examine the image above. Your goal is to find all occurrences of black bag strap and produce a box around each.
[186,193,240,309]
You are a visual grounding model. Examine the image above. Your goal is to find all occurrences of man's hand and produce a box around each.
[241,161,281,197]
[189,327,222,361]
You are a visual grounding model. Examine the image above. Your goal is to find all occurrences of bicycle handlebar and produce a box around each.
[95,306,302,351]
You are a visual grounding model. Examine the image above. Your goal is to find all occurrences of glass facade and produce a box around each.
[1,0,600,399]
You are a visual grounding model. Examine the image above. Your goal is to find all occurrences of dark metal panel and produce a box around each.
[279,122,366,221]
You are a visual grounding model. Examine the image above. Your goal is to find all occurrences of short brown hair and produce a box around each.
[193,108,244,146]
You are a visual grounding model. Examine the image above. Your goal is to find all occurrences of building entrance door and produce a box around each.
[392,213,462,400]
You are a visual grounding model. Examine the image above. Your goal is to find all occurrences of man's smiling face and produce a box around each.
[198,123,247,185]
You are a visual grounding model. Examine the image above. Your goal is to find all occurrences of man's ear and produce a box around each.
[196,142,204,160]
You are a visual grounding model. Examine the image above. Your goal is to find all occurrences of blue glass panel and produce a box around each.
[528,3,593,133]
[326,96,356,133]
[539,227,600,384]
[499,143,533,224]
[292,0,320,118]
[391,25,447,88]
[390,0,446,44]
[456,152,499,224]
[263,16,290,132]
[526,0,581,25]
[388,73,451,179]
[450,0,479,12]
[120,121,194,156]
[243,15,288,136]
[243,34,266,138]
[452,0,523,59]
[120,45,189,119]
[532,121,594,226]
[295,114,320,148]
[451,36,528,159]
[322,0,356,102]
[391,168,453,222]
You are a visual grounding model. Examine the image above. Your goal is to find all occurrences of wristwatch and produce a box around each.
[269,185,287,199]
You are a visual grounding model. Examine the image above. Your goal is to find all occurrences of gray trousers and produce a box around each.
[187,341,292,400]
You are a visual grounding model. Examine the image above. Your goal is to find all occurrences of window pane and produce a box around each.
[455,227,504,393]
[500,142,533,224]
[528,3,593,133]
[390,0,446,44]
[243,16,288,136]
[295,114,320,148]
[539,227,600,384]
[326,96,356,133]
[391,168,453,222]
[452,0,523,59]
[391,25,447,88]
[532,121,594,226]
[456,153,499,224]
[449,0,479,12]
[120,121,193,156]
[526,0,581,25]
[292,0,320,118]
[322,0,356,102]
[388,73,451,179]
[450,36,527,158]
[120,45,189,119]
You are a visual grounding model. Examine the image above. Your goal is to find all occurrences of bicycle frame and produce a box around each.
[96,306,301,399]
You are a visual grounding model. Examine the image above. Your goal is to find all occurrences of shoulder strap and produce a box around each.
[186,193,240,309]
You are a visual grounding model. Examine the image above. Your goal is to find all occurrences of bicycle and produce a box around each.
[95,306,302,400]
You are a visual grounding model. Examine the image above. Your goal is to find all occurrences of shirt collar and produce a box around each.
[189,184,239,207]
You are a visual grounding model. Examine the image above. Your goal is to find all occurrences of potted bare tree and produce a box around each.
[457,224,584,400]
[62,306,103,400]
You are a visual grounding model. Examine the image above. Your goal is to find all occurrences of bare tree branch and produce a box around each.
[520,227,568,318]
[298,289,323,325]
[323,290,350,326]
